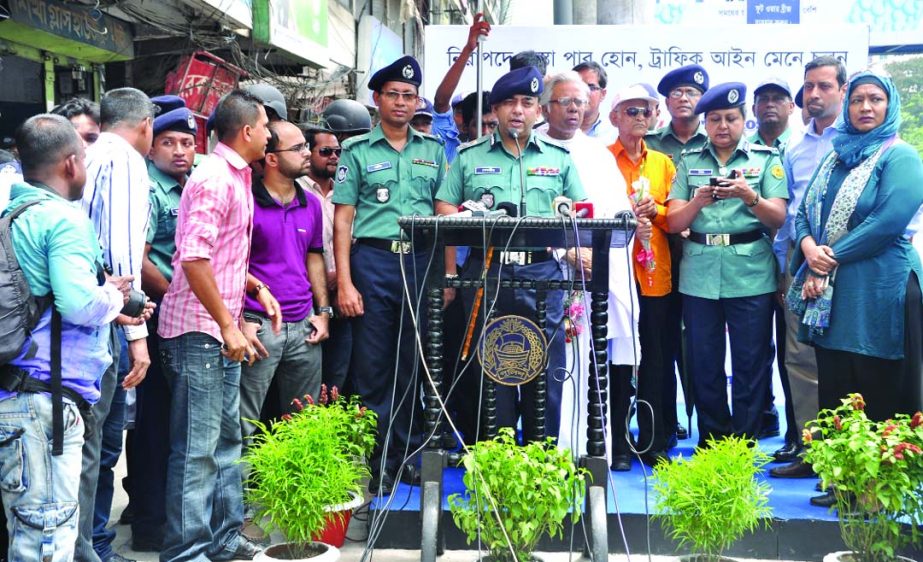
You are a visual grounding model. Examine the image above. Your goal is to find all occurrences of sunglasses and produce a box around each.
[624,106,653,118]
[317,147,342,157]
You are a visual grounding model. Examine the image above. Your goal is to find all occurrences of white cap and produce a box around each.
[610,84,659,111]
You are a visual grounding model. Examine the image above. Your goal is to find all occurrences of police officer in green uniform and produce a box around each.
[646,64,712,443]
[666,82,788,445]
[332,55,447,494]
[132,95,198,549]
[435,65,586,442]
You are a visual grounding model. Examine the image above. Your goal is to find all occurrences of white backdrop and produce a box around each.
[422,24,869,131]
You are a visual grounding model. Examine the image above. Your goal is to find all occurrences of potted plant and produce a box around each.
[447,427,588,562]
[802,393,923,562]
[242,385,377,561]
[652,436,772,562]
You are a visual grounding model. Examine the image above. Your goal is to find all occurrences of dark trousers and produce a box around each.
[127,314,170,544]
[349,244,425,477]
[608,364,635,455]
[440,294,469,445]
[637,293,673,452]
[460,258,565,443]
[816,273,923,420]
[768,299,798,443]
[321,315,352,392]
[684,292,774,443]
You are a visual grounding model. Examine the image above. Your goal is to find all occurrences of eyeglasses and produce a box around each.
[586,84,602,92]
[669,88,703,99]
[381,91,418,102]
[550,97,588,108]
[624,106,653,118]
[270,142,310,154]
[317,147,342,157]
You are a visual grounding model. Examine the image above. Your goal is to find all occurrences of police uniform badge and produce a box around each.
[402,65,414,79]
[727,88,739,104]
[478,315,548,386]
[530,77,540,94]
[376,187,390,203]
[694,71,705,85]
[771,164,785,180]
[187,114,196,129]
[480,192,495,209]
[336,165,349,183]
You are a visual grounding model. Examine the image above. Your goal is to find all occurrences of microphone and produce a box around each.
[511,130,528,217]
[574,201,594,218]
[553,196,573,218]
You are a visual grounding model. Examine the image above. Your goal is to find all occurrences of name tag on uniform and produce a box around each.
[740,168,762,178]
[366,161,392,173]
[412,158,438,168]
[688,169,713,176]
[526,167,559,177]
[170,208,179,216]
[475,166,501,175]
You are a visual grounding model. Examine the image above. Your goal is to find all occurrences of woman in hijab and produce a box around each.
[788,69,923,426]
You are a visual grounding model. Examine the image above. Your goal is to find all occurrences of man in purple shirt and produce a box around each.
[240,120,330,439]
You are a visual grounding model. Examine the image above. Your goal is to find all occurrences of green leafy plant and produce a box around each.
[652,436,771,561]
[242,385,377,556]
[802,393,923,562]
[447,427,587,562]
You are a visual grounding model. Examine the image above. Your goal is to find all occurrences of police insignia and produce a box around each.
[694,71,704,85]
[728,89,740,104]
[478,315,548,386]
[376,187,390,203]
[771,164,784,180]
[367,161,393,173]
[187,114,196,129]
[336,165,348,183]
[170,208,179,216]
[480,192,495,209]
[412,158,438,168]
[402,65,414,79]
[530,77,539,93]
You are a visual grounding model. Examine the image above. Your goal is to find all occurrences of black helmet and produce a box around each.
[244,83,288,120]
[322,99,371,134]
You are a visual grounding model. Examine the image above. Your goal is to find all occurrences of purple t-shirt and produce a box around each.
[245,180,324,322]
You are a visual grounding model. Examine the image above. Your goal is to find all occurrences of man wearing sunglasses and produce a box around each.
[333,55,447,495]
[644,64,712,446]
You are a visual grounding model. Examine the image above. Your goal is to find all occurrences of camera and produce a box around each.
[120,289,148,318]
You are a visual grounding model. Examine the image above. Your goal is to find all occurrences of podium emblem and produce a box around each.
[478,315,547,386]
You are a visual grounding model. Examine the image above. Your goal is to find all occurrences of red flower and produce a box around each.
[911,412,923,429]
[803,429,813,444]
[851,394,866,411]
[305,394,315,405]
[291,398,303,411]
[833,415,842,430]
[883,423,898,437]
[281,414,293,422]
[331,386,340,402]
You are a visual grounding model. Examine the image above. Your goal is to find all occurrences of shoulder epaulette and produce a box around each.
[341,133,370,149]
[458,135,491,153]
[419,132,446,146]
[681,146,704,156]
[750,143,779,155]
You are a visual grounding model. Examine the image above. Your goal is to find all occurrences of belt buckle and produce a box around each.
[706,233,730,246]
[390,240,412,254]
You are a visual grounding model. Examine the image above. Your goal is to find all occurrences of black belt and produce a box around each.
[688,230,765,247]
[0,366,93,413]
[355,238,423,254]
[469,248,553,265]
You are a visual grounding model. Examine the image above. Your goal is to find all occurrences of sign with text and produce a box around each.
[8,0,134,56]
[747,0,800,24]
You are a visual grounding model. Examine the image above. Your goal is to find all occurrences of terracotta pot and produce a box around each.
[312,491,365,548]
[254,542,340,561]
[823,552,916,562]
[479,555,544,562]
[678,556,739,562]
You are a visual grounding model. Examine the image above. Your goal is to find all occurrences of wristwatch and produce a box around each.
[316,306,334,317]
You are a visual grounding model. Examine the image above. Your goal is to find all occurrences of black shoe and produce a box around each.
[757,424,780,439]
[439,433,460,450]
[215,538,263,561]
[769,459,816,478]
[815,481,827,492]
[369,473,394,495]
[105,555,137,562]
[758,409,781,439]
[810,490,838,508]
[446,451,464,467]
[772,441,803,463]
[666,432,678,450]
[610,454,632,471]
[130,534,163,552]
[639,451,670,467]
[676,424,689,440]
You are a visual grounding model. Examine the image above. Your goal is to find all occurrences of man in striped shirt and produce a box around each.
[157,89,273,562]
[78,87,157,562]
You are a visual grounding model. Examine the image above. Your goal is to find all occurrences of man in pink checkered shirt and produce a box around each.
[157,90,276,562]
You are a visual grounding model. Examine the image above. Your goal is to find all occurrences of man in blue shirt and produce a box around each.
[0,114,128,562]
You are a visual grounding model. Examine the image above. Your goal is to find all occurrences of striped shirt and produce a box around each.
[157,142,253,342]
[80,131,151,341]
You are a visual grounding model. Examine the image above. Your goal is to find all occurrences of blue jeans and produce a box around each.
[160,332,245,562]
[0,394,84,562]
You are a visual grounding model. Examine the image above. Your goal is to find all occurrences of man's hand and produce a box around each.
[106,275,133,304]
[241,320,269,360]
[306,314,330,344]
[122,338,151,389]
[443,287,456,309]
[636,216,653,243]
[691,185,717,208]
[633,195,657,219]
[465,13,491,51]
[221,323,257,365]
[255,289,283,335]
[337,281,364,318]
[565,248,593,280]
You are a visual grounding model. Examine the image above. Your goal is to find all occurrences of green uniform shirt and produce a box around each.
[645,122,708,164]
[748,127,792,157]
[667,138,788,299]
[145,161,184,282]
[332,124,446,240]
[435,131,586,216]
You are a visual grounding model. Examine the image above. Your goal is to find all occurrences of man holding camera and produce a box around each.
[78,87,157,562]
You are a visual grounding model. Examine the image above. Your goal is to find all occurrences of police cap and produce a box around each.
[368,55,422,92]
[488,66,543,106]
[154,107,197,138]
[657,64,710,97]
[694,82,747,115]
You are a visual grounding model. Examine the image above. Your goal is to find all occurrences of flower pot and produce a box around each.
[311,491,364,548]
[254,542,340,561]
[823,552,917,562]
[679,556,739,562]
[479,555,544,562]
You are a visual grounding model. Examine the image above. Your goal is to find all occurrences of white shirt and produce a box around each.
[81,132,151,340]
